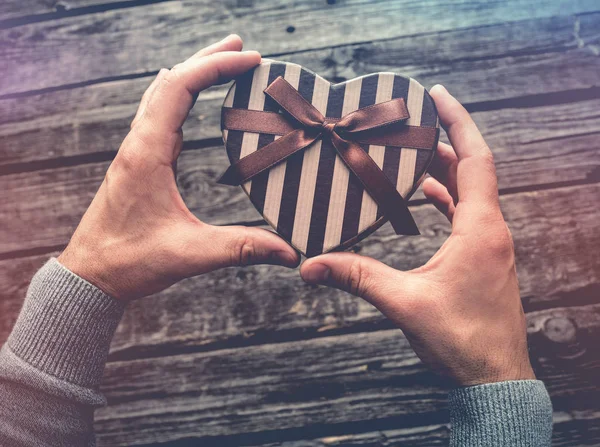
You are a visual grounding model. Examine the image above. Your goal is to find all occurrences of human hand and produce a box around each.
[300,85,535,386]
[58,35,299,301]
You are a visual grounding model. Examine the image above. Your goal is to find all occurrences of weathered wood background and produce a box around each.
[1,0,600,445]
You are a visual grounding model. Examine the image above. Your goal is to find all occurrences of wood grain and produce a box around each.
[2,13,600,166]
[244,412,600,447]
[251,424,452,447]
[2,3,599,445]
[1,1,599,95]
[2,183,599,356]
[92,303,600,445]
[0,0,142,21]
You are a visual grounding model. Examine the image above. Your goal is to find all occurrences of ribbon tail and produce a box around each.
[392,207,420,236]
[217,164,244,186]
[218,129,320,186]
[330,133,420,236]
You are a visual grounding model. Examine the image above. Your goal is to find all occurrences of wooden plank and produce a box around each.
[93,303,600,445]
[1,8,584,126]
[552,412,600,447]
[1,1,599,95]
[2,13,600,166]
[248,412,600,447]
[1,183,599,354]
[254,425,452,447]
[3,94,600,254]
[0,0,137,21]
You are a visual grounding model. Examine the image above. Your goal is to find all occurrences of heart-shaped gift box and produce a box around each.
[219,61,439,257]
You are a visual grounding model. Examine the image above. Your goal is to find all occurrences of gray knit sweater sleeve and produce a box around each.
[0,259,125,446]
[449,380,553,445]
[0,259,553,446]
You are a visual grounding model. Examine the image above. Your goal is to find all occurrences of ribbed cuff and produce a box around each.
[7,258,126,389]
[449,380,553,446]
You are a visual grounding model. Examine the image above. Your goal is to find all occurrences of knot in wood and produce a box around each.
[543,317,577,344]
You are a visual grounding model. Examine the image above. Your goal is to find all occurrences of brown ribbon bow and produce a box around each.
[218,76,439,235]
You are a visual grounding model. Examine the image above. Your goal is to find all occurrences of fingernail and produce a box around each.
[272,250,298,267]
[303,263,330,284]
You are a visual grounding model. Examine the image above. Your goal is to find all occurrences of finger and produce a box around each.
[132,35,244,129]
[422,177,455,223]
[186,224,300,272]
[428,142,458,204]
[429,85,499,208]
[135,51,261,151]
[300,252,412,318]
[189,34,244,60]
[130,68,168,129]
[429,85,490,160]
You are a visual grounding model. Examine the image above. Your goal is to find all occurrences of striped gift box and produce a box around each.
[222,61,439,257]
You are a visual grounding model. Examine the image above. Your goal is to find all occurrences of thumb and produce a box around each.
[187,224,300,273]
[300,253,414,319]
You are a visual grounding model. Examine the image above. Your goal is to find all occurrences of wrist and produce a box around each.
[493,358,536,383]
[454,353,536,387]
[58,236,124,301]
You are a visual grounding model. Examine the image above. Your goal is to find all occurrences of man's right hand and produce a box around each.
[300,85,535,387]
